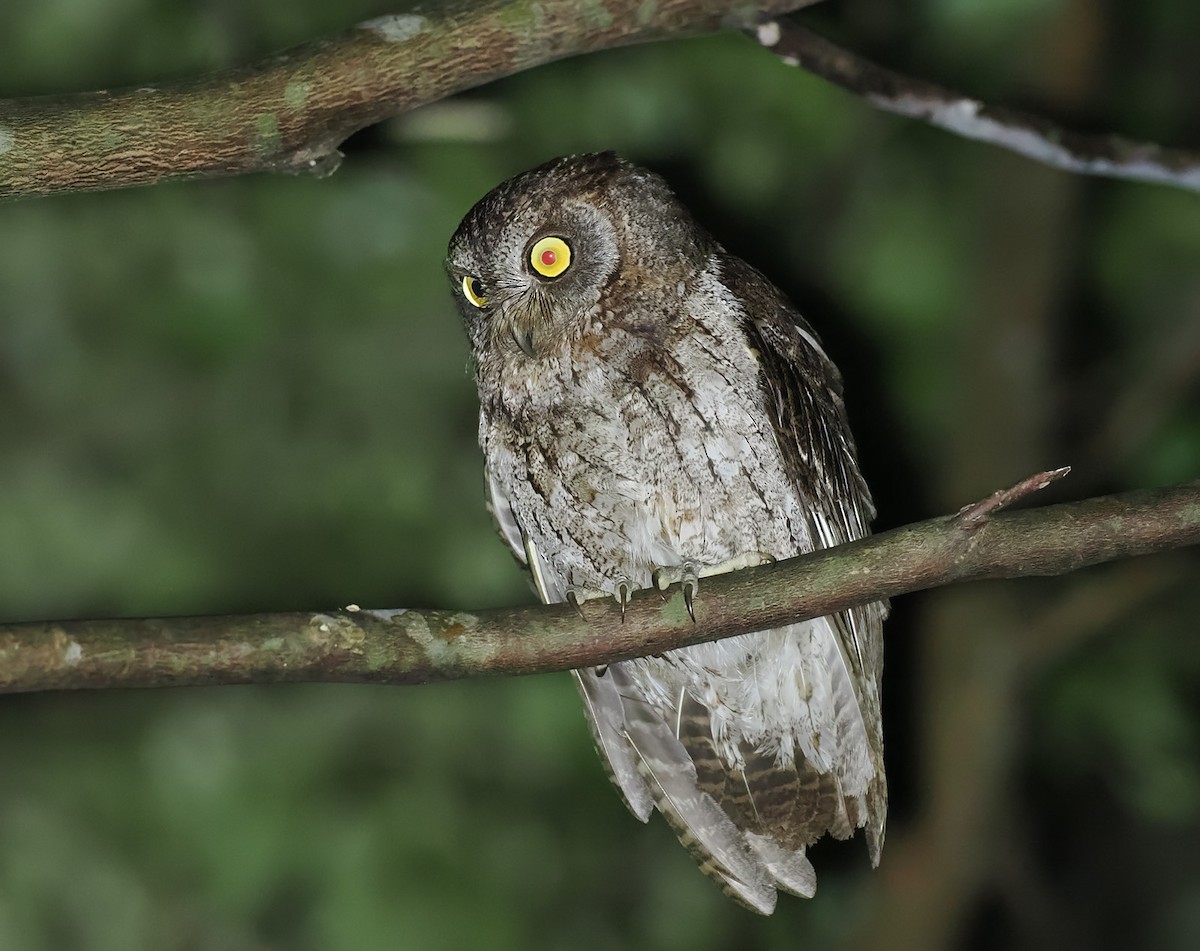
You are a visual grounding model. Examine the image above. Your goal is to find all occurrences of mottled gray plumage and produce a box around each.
[446,153,886,914]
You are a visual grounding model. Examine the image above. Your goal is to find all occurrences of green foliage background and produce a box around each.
[1,1,1198,948]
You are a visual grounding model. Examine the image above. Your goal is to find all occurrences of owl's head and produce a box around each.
[446,152,712,361]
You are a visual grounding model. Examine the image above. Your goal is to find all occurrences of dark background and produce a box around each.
[1,0,1198,948]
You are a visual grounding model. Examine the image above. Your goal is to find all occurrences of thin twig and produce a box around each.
[753,21,1200,193]
[1,480,1196,695]
[956,466,1071,526]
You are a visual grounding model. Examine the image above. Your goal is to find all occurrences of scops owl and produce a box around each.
[446,153,886,914]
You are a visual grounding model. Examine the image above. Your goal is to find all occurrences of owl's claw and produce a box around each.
[653,561,700,622]
[615,578,633,623]
[565,570,596,619]
[567,571,635,621]
[652,553,775,623]
[674,562,699,623]
[682,571,698,624]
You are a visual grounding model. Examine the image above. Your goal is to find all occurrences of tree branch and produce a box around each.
[754,20,1200,194]
[7,3,1195,200]
[2,478,1196,696]
[0,0,819,200]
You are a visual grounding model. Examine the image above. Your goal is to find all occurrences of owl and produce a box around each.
[446,153,886,914]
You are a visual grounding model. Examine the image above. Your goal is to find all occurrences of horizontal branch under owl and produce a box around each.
[2,478,1197,695]
[2,0,1198,200]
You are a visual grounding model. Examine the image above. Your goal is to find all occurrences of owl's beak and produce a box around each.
[511,323,536,357]
[501,290,555,358]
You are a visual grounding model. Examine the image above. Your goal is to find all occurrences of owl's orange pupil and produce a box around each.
[540,249,558,267]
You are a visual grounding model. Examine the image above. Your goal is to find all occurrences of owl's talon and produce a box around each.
[566,589,587,619]
[711,551,775,574]
[615,579,633,623]
[653,554,775,621]
[566,571,628,619]
[681,563,699,623]
[566,570,591,619]
[653,561,702,621]
[683,580,697,623]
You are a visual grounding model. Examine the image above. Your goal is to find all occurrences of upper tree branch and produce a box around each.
[2,479,1196,695]
[755,21,1200,194]
[0,0,818,200]
[6,3,1197,200]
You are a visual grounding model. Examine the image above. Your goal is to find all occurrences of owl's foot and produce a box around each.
[565,572,636,624]
[652,553,775,623]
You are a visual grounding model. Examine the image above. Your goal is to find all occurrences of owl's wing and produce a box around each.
[722,254,888,864]
[486,466,658,823]
[486,465,561,605]
[485,466,528,572]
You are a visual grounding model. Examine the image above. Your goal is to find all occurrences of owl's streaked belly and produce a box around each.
[483,304,816,599]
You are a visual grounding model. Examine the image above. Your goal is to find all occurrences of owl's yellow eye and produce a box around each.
[529,236,572,278]
[462,275,488,308]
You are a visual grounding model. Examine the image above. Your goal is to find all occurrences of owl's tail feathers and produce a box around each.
[577,666,790,914]
[811,612,889,868]
[620,692,779,913]
[865,771,887,867]
[573,668,654,822]
[743,833,817,899]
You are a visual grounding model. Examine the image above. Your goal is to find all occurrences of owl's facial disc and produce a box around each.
[495,234,573,355]
[496,219,616,357]
[447,182,621,362]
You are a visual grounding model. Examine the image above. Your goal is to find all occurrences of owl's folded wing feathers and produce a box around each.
[724,253,888,865]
